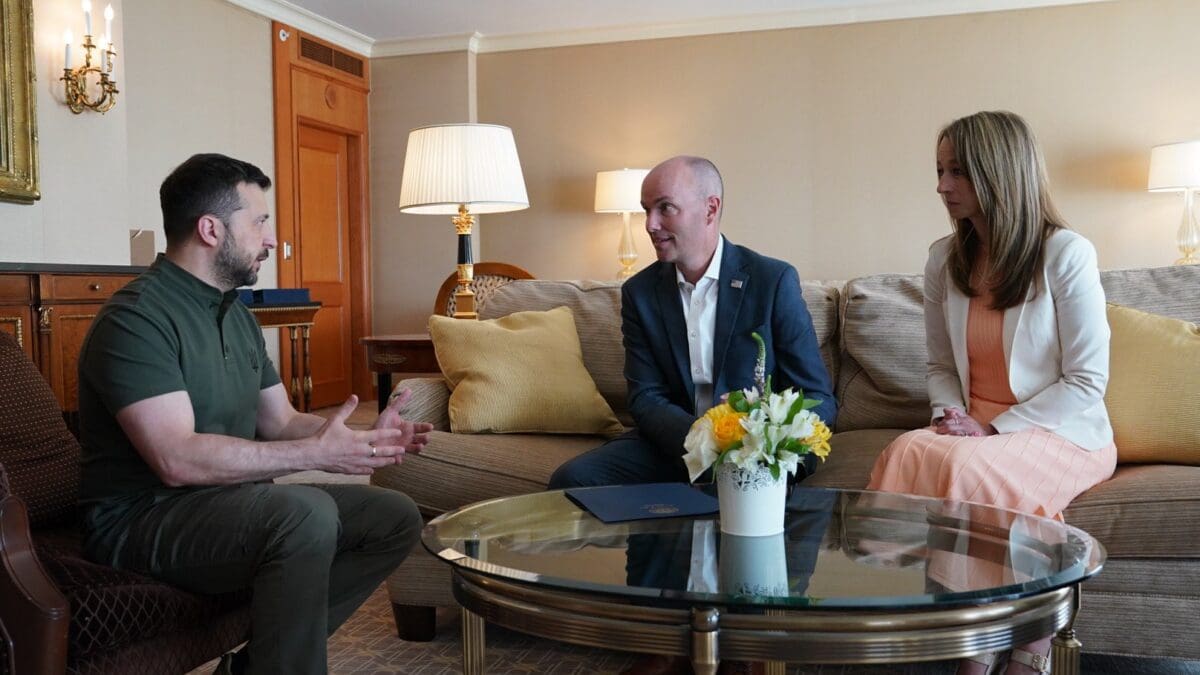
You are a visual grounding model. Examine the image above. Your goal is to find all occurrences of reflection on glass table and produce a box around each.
[424,487,1103,675]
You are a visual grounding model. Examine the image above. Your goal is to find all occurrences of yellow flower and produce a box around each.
[704,403,748,450]
[804,420,832,461]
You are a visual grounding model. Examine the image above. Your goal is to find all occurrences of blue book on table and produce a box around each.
[564,483,718,523]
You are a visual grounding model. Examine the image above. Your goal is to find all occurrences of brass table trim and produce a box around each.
[449,570,1077,674]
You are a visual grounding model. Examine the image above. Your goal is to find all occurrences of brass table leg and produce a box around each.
[1051,584,1082,675]
[301,325,313,413]
[763,609,787,675]
[691,607,719,675]
[462,607,486,674]
[287,326,300,409]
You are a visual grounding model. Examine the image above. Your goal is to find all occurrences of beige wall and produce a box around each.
[466,0,1199,293]
[1,0,275,277]
[368,51,475,334]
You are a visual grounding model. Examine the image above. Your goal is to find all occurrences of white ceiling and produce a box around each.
[248,0,1112,55]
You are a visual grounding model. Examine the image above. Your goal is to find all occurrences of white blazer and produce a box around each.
[925,229,1113,451]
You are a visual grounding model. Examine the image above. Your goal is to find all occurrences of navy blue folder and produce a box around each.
[564,483,719,523]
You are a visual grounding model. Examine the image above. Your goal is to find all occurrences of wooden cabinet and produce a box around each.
[0,265,142,411]
[0,274,35,359]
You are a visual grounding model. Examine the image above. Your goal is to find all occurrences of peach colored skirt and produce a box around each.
[866,427,1117,520]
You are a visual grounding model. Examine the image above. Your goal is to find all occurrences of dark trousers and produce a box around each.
[547,430,689,489]
[108,483,421,675]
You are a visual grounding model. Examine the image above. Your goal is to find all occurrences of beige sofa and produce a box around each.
[371,265,1200,661]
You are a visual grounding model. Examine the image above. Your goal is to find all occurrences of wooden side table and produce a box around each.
[361,333,440,413]
[247,302,321,412]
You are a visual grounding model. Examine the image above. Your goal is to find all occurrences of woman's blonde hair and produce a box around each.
[939,111,1066,309]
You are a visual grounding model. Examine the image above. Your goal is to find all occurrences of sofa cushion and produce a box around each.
[0,332,81,528]
[429,307,624,436]
[1064,464,1200,558]
[371,430,601,515]
[484,280,631,424]
[1105,303,1200,464]
[834,275,930,432]
[804,428,907,490]
[1100,264,1200,324]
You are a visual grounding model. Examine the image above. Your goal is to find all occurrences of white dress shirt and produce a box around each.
[677,237,724,414]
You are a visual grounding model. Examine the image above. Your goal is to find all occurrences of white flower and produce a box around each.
[763,389,800,425]
[683,417,720,482]
[784,408,817,442]
[742,387,760,405]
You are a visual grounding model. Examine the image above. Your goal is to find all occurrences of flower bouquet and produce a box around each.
[683,332,831,535]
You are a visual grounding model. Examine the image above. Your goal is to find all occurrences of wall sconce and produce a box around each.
[595,168,649,280]
[1148,141,1200,265]
[62,1,119,114]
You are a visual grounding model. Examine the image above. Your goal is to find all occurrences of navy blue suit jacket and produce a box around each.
[621,238,837,460]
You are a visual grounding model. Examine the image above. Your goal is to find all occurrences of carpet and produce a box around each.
[190,583,1200,674]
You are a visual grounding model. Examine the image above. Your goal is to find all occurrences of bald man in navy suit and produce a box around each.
[549,156,836,489]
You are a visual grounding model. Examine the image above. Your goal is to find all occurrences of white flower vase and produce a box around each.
[719,532,789,597]
[716,462,787,536]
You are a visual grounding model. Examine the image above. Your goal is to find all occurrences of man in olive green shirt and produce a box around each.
[78,153,429,675]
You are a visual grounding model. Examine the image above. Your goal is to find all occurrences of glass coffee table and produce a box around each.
[422,487,1104,675]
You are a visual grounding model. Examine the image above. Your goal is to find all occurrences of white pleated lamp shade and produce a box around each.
[1148,141,1200,192]
[398,124,530,214]
[594,168,649,213]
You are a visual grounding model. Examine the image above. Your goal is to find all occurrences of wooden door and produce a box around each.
[273,23,373,408]
[295,125,353,408]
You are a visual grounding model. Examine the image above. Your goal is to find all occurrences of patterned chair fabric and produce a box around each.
[433,261,534,318]
[0,332,250,674]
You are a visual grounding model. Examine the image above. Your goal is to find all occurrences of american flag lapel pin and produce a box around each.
[731,279,744,289]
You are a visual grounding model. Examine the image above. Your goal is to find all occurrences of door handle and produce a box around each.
[283,241,293,260]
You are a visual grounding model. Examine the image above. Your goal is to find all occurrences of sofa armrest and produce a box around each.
[0,489,69,674]
[388,377,451,431]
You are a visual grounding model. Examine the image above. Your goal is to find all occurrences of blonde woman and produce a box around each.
[867,111,1117,675]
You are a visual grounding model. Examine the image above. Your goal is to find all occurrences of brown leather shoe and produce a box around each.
[621,654,693,675]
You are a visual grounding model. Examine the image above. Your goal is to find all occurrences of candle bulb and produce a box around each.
[64,30,72,69]
[100,39,107,73]
[82,0,92,36]
[104,5,113,38]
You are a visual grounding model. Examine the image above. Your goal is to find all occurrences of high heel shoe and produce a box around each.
[1006,644,1051,674]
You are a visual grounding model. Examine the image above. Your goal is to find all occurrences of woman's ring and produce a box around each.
[371,447,377,458]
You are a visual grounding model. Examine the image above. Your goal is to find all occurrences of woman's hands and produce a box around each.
[933,407,996,437]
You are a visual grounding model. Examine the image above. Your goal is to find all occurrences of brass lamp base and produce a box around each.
[453,205,478,320]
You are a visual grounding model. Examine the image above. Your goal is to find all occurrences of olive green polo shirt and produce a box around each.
[78,255,280,541]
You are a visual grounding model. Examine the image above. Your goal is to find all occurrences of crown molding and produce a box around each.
[228,0,1113,58]
[373,32,483,58]
[376,0,1113,56]
[223,0,373,56]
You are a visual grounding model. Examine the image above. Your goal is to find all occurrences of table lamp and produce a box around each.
[1148,140,1200,265]
[399,124,529,318]
[595,168,649,280]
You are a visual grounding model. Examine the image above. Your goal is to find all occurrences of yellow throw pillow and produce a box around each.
[1105,303,1200,464]
[429,306,624,436]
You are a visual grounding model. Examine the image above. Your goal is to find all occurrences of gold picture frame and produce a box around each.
[0,0,40,203]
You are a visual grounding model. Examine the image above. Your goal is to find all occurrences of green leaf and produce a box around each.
[770,462,781,480]
[802,398,821,410]
[728,390,750,413]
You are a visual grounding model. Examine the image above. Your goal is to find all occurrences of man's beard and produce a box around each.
[214,230,265,289]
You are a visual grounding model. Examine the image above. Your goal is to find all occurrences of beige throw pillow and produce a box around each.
[429,307,624,436]
[1105,303,1200,464]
